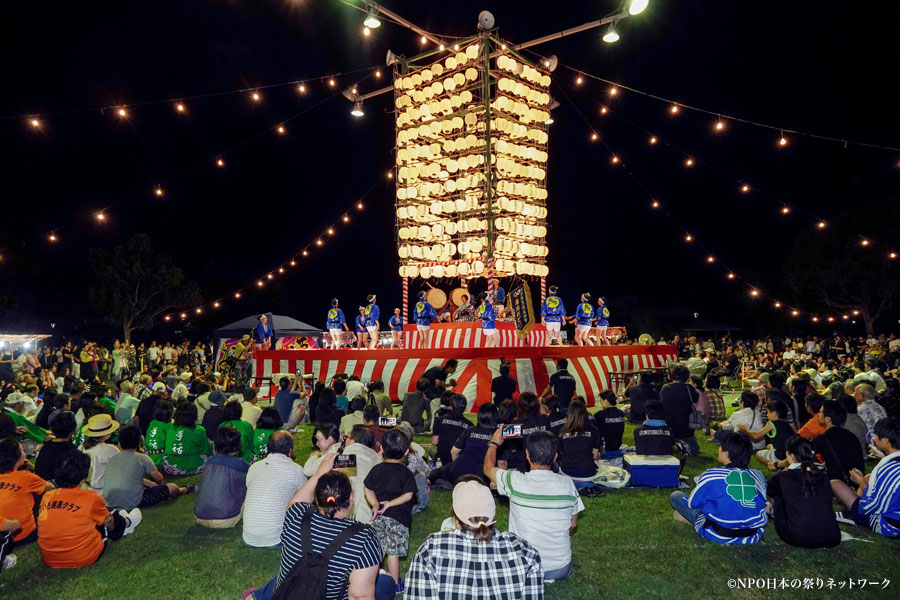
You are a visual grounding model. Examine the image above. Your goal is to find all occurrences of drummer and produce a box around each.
[414,291,438,349]
[453,293,473,322]
[364,294,380,350]
[476,290,500,348]
[569,293,595,346]
[494,284,508,319]
[355,306,368,350]
[540,285,567,346]
[594,297,611,345]
[389,308,404,349]
[326,298,349,350]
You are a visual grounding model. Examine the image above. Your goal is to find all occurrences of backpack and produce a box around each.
[272,509,367,600]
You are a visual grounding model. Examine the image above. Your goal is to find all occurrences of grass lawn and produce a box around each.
[3,392,899,600]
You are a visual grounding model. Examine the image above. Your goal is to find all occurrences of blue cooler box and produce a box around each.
[624,455,680,488]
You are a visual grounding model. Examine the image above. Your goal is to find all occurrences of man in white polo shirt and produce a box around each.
[242,431,307,548]
[483,428,584,581]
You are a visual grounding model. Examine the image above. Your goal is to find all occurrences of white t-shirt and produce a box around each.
[241,402,263,428]
[162,347,174,361]
[148,346,160,360]
[83,443,120,492]
[242,453,307,547]
[345,380,366,400]
[494,468,584,572]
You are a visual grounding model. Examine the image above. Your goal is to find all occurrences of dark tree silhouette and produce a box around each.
[782,203,900,335]
[89,234,201,342]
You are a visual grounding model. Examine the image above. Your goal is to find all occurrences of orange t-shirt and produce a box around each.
[797,416,826,440]
[38,487,108,568]
[0,469,48,541]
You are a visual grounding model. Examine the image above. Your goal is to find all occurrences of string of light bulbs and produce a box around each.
[533,51,900,154]
[554,85,856,324]
[562,81,900,262]
[2,65,386,258]
[162,173,391,322]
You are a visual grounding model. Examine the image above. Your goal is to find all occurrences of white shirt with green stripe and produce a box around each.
[494,468,584,572]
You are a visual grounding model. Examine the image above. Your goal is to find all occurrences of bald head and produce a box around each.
[267,430,294,457]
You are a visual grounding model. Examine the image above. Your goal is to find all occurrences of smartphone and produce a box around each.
[333,454,357,469]
[379,416,398,427]
[501,424,522,439]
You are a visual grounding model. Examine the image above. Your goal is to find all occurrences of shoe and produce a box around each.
[395,578,405,594]
[2,553,16,570]
[835,510,855,525]
[672,510,692,525]
[122,508,142,535]
[185,484,200,494]
[545,579,556,584]
[430,478,453,490]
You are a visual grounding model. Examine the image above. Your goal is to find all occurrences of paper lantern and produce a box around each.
[473,260,485,274]
[458,262,470,275]
[399,246,410,258]
[445,264,458,277]
[432,265,445,278]
[407,264,420,278]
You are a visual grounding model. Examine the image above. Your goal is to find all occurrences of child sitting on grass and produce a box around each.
[364,428,418,592]
[38,450,140,568]
[738,401,793,470]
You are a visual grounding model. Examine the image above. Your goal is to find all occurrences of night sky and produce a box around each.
[2,1,898,340]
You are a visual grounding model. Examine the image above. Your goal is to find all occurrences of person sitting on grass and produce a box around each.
[364,429,418,592]
[34,410,78,481]
[406,480,544,599]
[145,400,174,469]
[483,428,583,582]
[194,426,249,529]
[80,414,120,493]
[201,391,227,443]
[163,401,212,475]
[543,394,567,436]
[340,396,367,438]
[739,400,794,470]
[623,372,659,423]
[341,425,383,523]
[220,399,255,463]
[241,387,263,429]
[315,388,345,428]
[838,394,868,456]
[811,400,865,486]
[363,404,385,453]
[795,393,827,440]
[593,391,626,461]
[0,439,55,550]
[396,423,431,516]
[557,398,603,483]
[102,425,194,513]
[303,422,341,477]
[38,451,141,568]
[670,431,768,545]
[830,417,900,538]
[634,401,674,456]
[765,435,840,548]
[243,453,383,600]
[431,394,472,466]
[242,430,307,549]
[251,408,283,462]
[400,377,432,434]
[710,391,764,449]
[428,403,500,487]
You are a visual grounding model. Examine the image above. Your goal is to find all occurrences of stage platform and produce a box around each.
[254,344,677,410]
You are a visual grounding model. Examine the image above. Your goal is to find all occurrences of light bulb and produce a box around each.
[257,280,264,287]
[251,92,260,102]
[327,228,334,235]
[216,158,225,167]
[740,184,750,193]
[278,267,285,273]
[363,10,381,28]
[316,239,323,246]
[727,272,735,280]
[175,103,185,113]
[154,187,164,197]
[420,36,426,44]
[375,70,382,78]
[363,27,370,36]
[812,316,819,322]
[600,106,608,114]
[853,310,860,315]
[778,136,788,146]
[266,273,274,280]
[670,104,679,114]
[890,252,897,259]
[30,118,40,128]
[454,44,459,50]
[213,302,220,308]
[706,255,715,263]
[195,308,202,314]
[685,158,694,167]
[774,302,781,308]
[715,121,724,131]
[611,156,619,164]
[357,202,364,209]
[609,87,618,96]
[96,212,106,221]
[650,200,660,209]
[164,315,171,321]
[290,260,296,266]
[48,233,57,242]
[827,316,835,322]
[328,79,336,87]
[180,313,187,319]
[781,206,791,215]
[602,27,620,43]
[861,239,870,246]
[590,132,598,141]
[351,101,365,117]
[628,0,649,15]
[386,171,393,179]
[684,234,693,242]
[298,84,306,93]
[750,290,759,297]
[234,292,241,299]
[649,136,657,144]
[302,250,309,256]
[576,76,583,85]
[117,108,127,117]
[277,125,285,134]
[817,221,826,229]
[792,310,799,316]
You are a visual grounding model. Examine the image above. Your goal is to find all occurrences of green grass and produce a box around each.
[3,393,899,600]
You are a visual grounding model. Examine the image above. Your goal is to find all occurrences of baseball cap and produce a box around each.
[208,391,226,406]
[452,480,496,528]
[152,381,166,392]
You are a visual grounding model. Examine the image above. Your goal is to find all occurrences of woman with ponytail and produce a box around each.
[243,452,387,600]
[766,435,841,548]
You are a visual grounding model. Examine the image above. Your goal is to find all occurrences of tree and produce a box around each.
[89,234,201,343]
[782,202,900,336]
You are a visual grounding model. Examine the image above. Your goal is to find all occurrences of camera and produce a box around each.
[379,416,398,427]
[333,454,357,469]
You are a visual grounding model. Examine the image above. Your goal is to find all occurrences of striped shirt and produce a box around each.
[858,450,900,537]
[407,529,544,600]
[242,454,307,548]
[688,467,768,545]
[276,503,381,600]
[494,468,583,572]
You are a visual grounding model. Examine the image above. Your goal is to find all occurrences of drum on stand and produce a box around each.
[425,287,448,311]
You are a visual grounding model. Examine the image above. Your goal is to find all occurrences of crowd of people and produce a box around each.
[1,328,900,599]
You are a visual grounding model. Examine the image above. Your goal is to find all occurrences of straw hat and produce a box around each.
[83,414,120,438]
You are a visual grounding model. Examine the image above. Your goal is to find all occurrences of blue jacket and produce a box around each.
[254,322,274,343]
[326,308,346,329]
[477,302,496,329]
[687,467,768,544]
[414,301,438,326]
[494,286,507,305]
[389,315,404,332]
[541,296,566,322]
[355,315,367,333]
[364,303,380,327]
[575,302,594,326]
[596,304,610,326]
